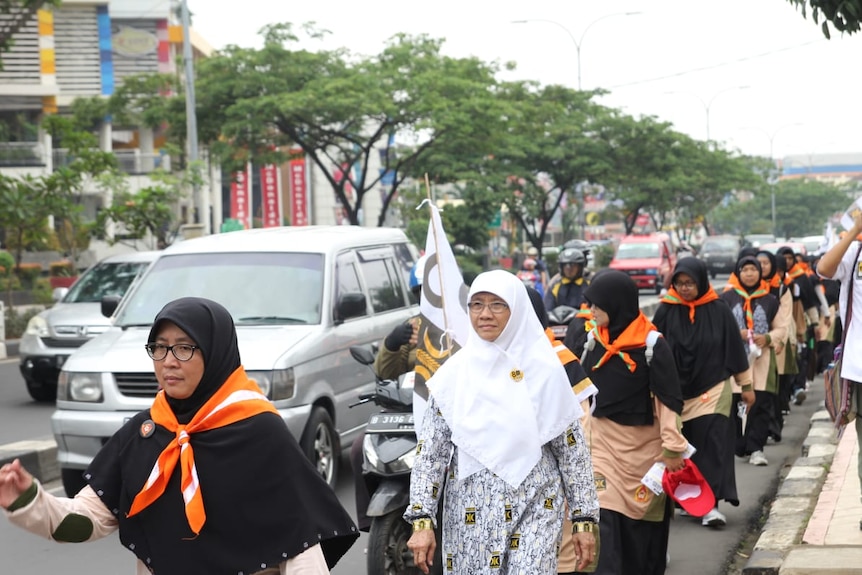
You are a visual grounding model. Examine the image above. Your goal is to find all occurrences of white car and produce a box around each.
[51,226,419,495]
[18,251,160,402]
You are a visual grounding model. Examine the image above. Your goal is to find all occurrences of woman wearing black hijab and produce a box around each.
[578,271,686,575]
[756,250,795,440]
[0,297,358,575]
[652,258,753,528]
[720,256,785,466]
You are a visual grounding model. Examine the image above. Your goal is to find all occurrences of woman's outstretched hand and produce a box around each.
[0,458,34,509]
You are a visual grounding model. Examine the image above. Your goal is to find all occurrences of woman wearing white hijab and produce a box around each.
[405,270,599,574]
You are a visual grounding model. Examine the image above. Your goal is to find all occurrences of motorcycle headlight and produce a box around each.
[59,372,103,402]
[363,434,380,471]
[25,315,49,337]
[389,449,416,473]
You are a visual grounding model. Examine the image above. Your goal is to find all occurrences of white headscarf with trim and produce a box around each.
[427,269,583,488]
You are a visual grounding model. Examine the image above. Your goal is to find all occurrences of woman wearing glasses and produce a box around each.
[0,297,357,574]
[653,258,754,528]
[405,270,599,574]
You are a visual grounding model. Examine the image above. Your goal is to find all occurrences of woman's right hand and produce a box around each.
[0,459,34,509]
[407,527,437,574]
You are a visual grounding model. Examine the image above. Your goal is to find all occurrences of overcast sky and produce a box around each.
[190,0,862,163]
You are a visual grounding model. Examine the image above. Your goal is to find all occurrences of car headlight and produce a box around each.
[246,368,295,400]
[58,372,103,402]
[25,315,49,337]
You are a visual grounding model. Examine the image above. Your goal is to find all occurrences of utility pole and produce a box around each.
[180,0,203,230]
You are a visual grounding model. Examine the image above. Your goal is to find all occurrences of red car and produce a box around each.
[609,233,678,293]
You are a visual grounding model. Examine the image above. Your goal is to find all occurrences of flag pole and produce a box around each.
[424,174,454,355]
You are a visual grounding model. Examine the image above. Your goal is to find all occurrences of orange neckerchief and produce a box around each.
[766,274,781,290]
[545,327,578,365]
[591,311,657,372]
[786,263,806,281]
[661,286,720,323]
[127,367,278,536]
[726,274,770,330]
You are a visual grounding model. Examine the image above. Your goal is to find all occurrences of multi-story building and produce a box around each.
[0,0,217,262]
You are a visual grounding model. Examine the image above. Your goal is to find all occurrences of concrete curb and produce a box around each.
[742,410,839,574]
[0,438,59,484]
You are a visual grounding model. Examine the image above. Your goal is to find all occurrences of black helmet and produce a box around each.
[559,248,586,266]
[562,239,592,256]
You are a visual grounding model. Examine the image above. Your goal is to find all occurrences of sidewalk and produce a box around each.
[745,410,862,574]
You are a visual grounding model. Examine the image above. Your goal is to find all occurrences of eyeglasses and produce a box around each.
[673,281,697,289]
[145,343,199,362]
[468,301,510,314]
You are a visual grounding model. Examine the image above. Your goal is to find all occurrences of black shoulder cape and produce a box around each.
[86,410,358,575]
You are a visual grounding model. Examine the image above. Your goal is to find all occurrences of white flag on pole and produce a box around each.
[413,202,469,428]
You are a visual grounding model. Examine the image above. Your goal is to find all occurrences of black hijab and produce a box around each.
[526,285,550,329]
[583,270,640,341]
[757,250,779,282]
[653,258,749,398]
[735,256,763,294]
[147,297,241,423]
[86,298,358,574]
[581,271,683,424]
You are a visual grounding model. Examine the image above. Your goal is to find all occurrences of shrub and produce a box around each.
[0,251,14,275]
[15,263,43,289]
[31,278,54,305]
[4,306,42,339]
[49,260,75,277]
[593,243,616,269]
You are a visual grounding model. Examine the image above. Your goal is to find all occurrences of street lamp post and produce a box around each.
[739,123,804,237]
[664,86,750,143]
[512,12,641,90]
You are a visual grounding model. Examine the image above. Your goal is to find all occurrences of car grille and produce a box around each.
[624,269,647,276]
[40,337,88,348]
[114,372,160,398]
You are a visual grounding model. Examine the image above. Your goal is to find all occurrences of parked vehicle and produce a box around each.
[19,251,159,402]
[608,233,678,293]
[742,234,776,250]
[698,235,743,278]
[758,241,808,257]
[349,346,443,575]
[52,226,419,496]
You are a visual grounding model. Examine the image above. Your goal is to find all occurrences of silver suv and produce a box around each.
[19,251,159,402]
[52,226,419,495]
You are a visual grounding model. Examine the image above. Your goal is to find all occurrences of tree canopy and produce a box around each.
[786,0,862,38]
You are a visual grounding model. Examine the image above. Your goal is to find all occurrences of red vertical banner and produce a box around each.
[289,157,309,226]
[260,164,281,228]
[230,166,251,229]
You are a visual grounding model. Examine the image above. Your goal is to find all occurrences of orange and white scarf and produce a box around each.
[127,367,277,536]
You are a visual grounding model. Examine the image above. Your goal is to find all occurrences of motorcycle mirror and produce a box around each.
[350,346,376,366]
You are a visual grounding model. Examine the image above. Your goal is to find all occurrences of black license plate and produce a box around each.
[367,412,414,433]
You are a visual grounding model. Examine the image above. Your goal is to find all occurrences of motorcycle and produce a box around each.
[349,346,443,575]
[547,304,578,340]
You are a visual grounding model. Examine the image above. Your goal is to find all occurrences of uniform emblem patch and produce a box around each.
[140,420,155,438]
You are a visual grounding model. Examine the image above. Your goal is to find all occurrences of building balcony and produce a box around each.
[52,149,171,174]
[0,142,45,167]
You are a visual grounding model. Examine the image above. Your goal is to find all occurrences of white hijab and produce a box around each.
[428,270,583,488]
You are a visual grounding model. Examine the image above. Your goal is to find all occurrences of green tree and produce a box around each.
[41,115,119,266]
[786,0,862,38]
[193,24,504,227]
[94,167,197,250]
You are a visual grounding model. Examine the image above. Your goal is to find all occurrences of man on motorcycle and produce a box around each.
[350,256,426,533]
[544,248,590,313]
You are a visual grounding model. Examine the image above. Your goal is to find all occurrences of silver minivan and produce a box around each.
[52,226,419,495]
[19,251,160,402]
